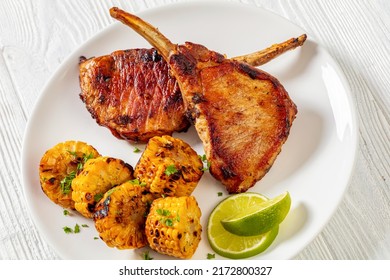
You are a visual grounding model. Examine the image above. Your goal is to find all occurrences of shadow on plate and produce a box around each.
[257,107,325,189]
[275,39,319,81]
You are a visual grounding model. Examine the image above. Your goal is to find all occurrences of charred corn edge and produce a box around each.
[94,182,153,249]
[71,156,134,218]
[39,140,100,208]
[146,196,202,259]
[135,136,203,197]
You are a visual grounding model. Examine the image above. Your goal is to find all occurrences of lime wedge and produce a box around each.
[207,193,279,259]
[221,191,291,236]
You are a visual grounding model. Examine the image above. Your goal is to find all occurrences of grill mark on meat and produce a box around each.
[237,63,259,79]
[117,115,133,125]
[192,93,206,104]
[152,49,162,62]
[221,166,237,179]
[79,48,191,142]
[170,54,196,76]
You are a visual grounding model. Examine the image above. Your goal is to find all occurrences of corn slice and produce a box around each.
[94,182,154,249]
[39,140,100,209]
[145,196,202,259]
[71,156,133,218]
[134,135,203,198]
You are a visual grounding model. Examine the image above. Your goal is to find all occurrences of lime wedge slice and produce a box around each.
[207,193,279,259]
[221,191,291,236]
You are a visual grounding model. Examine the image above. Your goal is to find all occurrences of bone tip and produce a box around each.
[299,34,307,45]
[110,7,120,17]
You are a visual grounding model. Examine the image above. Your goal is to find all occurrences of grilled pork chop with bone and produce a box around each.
[110,7,301,193]
[79,48,189,142]
[79,30,305,143]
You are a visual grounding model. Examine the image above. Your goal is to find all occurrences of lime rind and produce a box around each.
[208,218,279,259]
[207,192,281,259]
[221,192,291,236]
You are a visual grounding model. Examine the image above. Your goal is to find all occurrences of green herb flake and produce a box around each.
[165,219,174,227]
[81,224,89,228]
[207,253,216,260]
[74,224,80,233]
[63,226,73,234]
[60,171,76,194]
[94,193,104,202]
[129,178,147,187]
[133,147,141,153]
[156,209,171,217]
[81,152,94,166]
[156,209,180,227]
[199,154,211,171]
[164,165,178,176]
[217,192,223,197]
[68,151,94,171]
[63,209,70,216]
[63,224,83,234]
[202,161,211,171]
[142,251,153,260]
[94,237,99,240]
[199,154,207,162]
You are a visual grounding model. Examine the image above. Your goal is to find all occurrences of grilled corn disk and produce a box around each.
[39,140,100,209]
[94,182,154,249]
[72,156,133,218]
[145,196,202,259]
[134,135,203,197]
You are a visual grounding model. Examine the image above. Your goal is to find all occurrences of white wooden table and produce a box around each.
[1,0,389,260]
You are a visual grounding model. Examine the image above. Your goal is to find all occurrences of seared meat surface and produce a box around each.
[79,48,190,142]
[79,34,305,144]
[172,42,297,193]
[110,8,299,193]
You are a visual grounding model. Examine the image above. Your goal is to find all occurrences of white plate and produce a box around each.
[21,1,358,260]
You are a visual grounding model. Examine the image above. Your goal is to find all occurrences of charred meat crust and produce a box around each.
[79,48,190,143]
[198,61,297,193]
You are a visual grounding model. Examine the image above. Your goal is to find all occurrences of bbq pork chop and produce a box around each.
[79,48,190,142]
[110,8,299,193]
[79,33,305,143]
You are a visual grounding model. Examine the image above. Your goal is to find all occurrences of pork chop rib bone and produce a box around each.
[110,7,302,193]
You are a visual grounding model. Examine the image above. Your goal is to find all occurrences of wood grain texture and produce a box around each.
[1,0,389,260]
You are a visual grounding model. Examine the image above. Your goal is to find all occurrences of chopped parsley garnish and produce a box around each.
[129,178,147,187]
[60,151,95,195]
[94,237,99,240]
[74,224,80,233]
[217,192,223,197]
[63,226,73,234]
[199,154,211,171]
[142,251,153,260]
[156,209,171,216]
[207,253,216,259]
[164,165,178,176]
[199,154,207,162]
[81,224,89,228]
[94,193,104,202]
[133,147,141,153]
[63,209,70,216]
[63,224,83,234]
[60,171,76,194]
[156,209,180,227]
[68,150,94,171]
[164,219,173,227]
